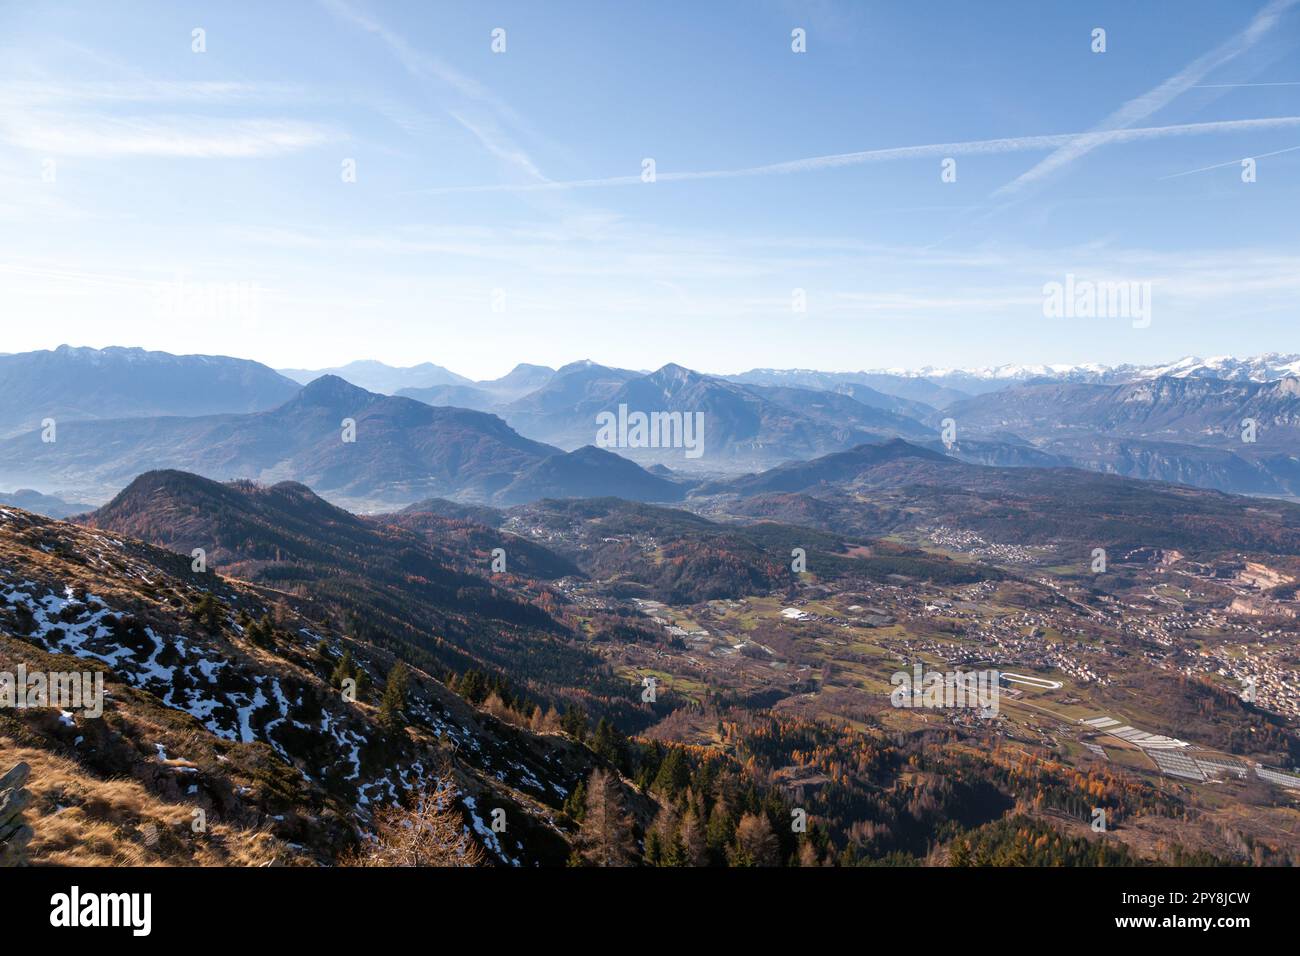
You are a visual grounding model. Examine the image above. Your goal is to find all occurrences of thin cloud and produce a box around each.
[0,76,337,159]
[0,113,338,158]
[0,80,305,107]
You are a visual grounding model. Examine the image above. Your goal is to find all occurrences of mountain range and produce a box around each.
[0,487,92,519]
[396,363,558,409]
[936,377,1300,495]
[0,374,683,509]
[698,438,1300,556]
[729,354,1300,405]
[0,345,299,438]
[6,349,1300,868]
[940,376,1300,445]
[843,352,1300,388]
[397,361,936,471]
[3,346,1300,505]
[278,359,475,394]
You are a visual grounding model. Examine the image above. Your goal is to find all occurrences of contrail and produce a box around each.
[1195,81,1300,87]
[1159,143,1300,179]
[321,0,550,185]
[993,0,1300,197]
[420,116,1300,194]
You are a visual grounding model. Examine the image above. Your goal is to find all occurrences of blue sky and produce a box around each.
[1,0,1298,378]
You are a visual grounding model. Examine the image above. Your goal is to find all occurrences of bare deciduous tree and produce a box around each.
[343,784,486,867]
[733,812,780,867]
[574,769,637,867]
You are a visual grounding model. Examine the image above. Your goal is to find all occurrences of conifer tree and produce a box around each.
[379,661,410,732]
[191,593,224,631]
[560,705,588,742]
[732,812,780,866]
[592,718,627,769]
[331,649,354,689]
[563,777,587,822]
[342,784,485,867]
[649,804,684,867]
[574,769,637,866]
[653,747,691,797]
[797,838,821,867]
[706,796,735,861]
[679,805,708,867]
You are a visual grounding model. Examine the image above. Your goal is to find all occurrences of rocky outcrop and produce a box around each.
[0,762,33,866]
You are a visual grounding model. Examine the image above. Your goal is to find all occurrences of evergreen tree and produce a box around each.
[646,829,663,866]
[591,718,627,770]
[652,747,691,797]
[457,669,488,705]
[649,804,684,867]
[379,661,410,732]
[191,593,224,632]
[563,777,587,822]
[560,705,589,743]
[248,615,276,649]
[635,740,665,792]
[706,796,735,862]
[331,649,354,689]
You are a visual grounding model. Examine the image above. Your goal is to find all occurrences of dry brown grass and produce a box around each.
[2,738,302,867]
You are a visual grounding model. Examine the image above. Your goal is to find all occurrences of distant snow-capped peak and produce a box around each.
[1125,354,1300,382]
[857,354,1300,384]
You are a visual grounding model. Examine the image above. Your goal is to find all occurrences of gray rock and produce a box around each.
[0,762,32,866]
